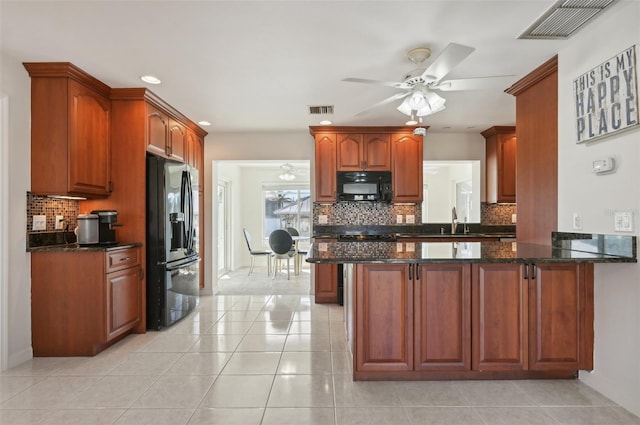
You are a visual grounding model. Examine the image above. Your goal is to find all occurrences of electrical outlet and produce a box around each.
[511,214,517,224]
[614,211,633,232]
[33,215,46,231]
[396,214,403,224]
[55,215,64,230]
[406,214,415,224]
[572,213,582,230]
[318,215,328,224]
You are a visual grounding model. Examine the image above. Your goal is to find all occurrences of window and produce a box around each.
[263,187,310,239]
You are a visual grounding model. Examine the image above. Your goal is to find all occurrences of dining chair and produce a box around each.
[269,229,296,279]
[243,228,272,276]
[285,227,308,275]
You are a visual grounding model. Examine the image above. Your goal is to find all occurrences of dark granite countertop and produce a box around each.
[306,232,636,264]
[313,224,516,239]
[29,242,142,253]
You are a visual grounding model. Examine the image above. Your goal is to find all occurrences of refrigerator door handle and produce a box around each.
[166,256,200,271]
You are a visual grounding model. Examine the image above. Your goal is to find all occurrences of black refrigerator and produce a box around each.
[146,155,200,330]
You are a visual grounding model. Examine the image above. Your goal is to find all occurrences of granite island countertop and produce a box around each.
[28,242,142,253]
[306,232,636,264]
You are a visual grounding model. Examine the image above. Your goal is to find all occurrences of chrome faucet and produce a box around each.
[451,207,458,234]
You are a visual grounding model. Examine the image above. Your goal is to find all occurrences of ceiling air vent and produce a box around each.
[519,0,618,39]
[308,105,334,115]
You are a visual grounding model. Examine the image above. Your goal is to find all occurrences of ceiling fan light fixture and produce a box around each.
[397,89,446,117]
[279,171,296,181]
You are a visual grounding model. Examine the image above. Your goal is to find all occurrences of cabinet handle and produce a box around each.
[524,263,529,279]
[408,263,413,280]
[531,264,537,279]
[119,257,131,262]
[415,263,420,280]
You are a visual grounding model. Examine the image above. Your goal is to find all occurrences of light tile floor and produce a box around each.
[1,267,639,424]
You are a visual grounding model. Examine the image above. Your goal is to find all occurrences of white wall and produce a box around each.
[0,53,33,368]
[557,1,640,416]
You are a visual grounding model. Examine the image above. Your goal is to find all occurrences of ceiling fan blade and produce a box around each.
[343,77,408,89]
[433,75,516,91]
[355,91,410,116]
[421,43,476,82]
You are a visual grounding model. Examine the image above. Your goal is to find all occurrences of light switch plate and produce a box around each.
[396,215,403,224]
[406,214,415,224]
[55,215,64,230]
[33,215,46,231]
[511,214,517,223]
[318,215,328,224]
[572,213,582,230]
[614,211,633,232]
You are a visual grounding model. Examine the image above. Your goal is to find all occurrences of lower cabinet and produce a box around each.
[352,262,593,378]
[31,246,143,356]
[315,263,338,303]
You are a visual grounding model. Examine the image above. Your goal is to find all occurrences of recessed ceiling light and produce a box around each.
[140,75,161,84]
[198,121,211,126]
[319,120,332,125]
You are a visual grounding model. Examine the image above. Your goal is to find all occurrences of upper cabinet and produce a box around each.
[146,104,186,162]
[186,129,204,173]
[337,133,391,171]
[506,56,558,244]
[482,126,516,204]
[24,62,112,198]
[313,132,337,202]
[310,126,424,204]
[392,132,423,203]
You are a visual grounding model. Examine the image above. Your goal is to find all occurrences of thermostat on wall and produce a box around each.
[592,157,615,174]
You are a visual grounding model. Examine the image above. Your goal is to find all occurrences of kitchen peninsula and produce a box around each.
[306,232,636,381]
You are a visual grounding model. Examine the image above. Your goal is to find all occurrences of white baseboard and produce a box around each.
[580,370,640,417]
[8,347,33,370]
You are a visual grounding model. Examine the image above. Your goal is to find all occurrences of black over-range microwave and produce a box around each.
[336,171,392,202]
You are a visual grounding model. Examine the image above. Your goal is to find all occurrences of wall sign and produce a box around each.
[574,45,638,143]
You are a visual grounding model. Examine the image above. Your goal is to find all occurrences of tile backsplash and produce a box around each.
[314,202,421,226]
[314,201,516,226]
[26,192,79,233]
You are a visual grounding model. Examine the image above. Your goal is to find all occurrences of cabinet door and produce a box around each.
[472,263,528,371]
[147,104,169,157]
[392,133,423,202]
[314,133,337,202]
[314,263,337,303]
[106,266,142,341]
[68,80,111,196]
[336,133,363,170]
[414,263,471,371]
[355,264,413,372]
[168,118,186,162]
[497,134,516,202]
[528,263,590,371]
[186,129,203,171]
[363,133,391,171]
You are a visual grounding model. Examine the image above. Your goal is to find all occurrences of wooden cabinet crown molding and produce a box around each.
[309,125,430,136]
[481,125,516,138]
[23,62,111,99]
[109,87,208,138]
[505,55,558,96]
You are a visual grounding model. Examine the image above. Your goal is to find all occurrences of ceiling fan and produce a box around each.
[343,43,513,118]
[278,163,307,181]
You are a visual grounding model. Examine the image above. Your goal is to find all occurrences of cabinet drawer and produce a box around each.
[106,247,140,273]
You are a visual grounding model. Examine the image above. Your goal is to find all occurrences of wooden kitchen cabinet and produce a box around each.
[482,126,516,203]
[31,246,142,356]
[349,260,593,379]
[337,133,391,171]
[392,132,423,203]
[528,262,593,371]
[506,56,558,244]
[24,62,112,198]
[146,104,186,161]
[472,263,528,371]
[415,263,471,371]
[355,263,414,373]
[313,132,337,202]
[186,129,204,172]
[315,263,338,303]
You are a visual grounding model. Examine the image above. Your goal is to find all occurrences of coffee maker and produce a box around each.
[90,210,119,245]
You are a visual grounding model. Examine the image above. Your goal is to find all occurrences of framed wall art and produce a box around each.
[574,45,638,143]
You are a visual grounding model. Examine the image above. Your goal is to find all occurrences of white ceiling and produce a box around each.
[1,1,612,134]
